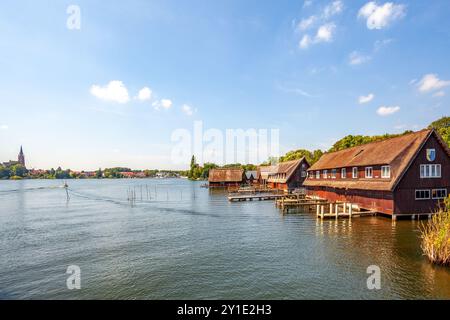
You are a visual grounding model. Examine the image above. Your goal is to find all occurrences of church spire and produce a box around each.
[18,146,25,167]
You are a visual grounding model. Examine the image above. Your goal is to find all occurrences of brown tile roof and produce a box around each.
[304,129,444,191]
[257,165,277,180]
[208,168,244,183]
[268,158,305,183]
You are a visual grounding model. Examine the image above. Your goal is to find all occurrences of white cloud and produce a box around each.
[153,99,173,110]
[433,91,446,98]
[417,74,450,93]
[377,105,400,116]
[182,104,194,116]
[137,87,152,101]
[315,23,336,43]
[297,15,317,31]
[303,0,313,8]
[0,124,8,130]
[299,35,312,49]
[359,93,375,104]
[277,84,315,98]
[296,1,343,50]
[358,2,406,30]
[323,1,344,19]
[349,51,371,65]
[90,80,130,104]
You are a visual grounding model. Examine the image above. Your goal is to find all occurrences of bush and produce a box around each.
[420,197,450,266]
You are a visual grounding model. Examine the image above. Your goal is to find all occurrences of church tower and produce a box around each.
[18,146,25,167]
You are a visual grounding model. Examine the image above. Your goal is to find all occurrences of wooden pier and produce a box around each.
[227,186,284,194]
[275,195,379,218]
[228,192,380,219]
[228,193,287,202]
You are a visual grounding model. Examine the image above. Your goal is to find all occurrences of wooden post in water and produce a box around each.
[316,205,320,217]
[335,204,339,218]
[343,202,347,214]
[321,205,324,219]
[349,203,353,218]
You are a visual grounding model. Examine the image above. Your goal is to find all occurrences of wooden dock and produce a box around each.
[275,195,380,218]
[228,192,380,219]
[314,202,378,219]
[228,193,287,202]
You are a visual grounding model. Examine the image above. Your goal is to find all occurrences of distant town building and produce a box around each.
[18,146,25,166]
[2,146,26,168]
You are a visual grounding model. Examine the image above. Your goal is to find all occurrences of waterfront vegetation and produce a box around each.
[1,117,448,181]
[421,196,450,266]
[273,117,449,165]
[187,155,257,180]
[0,165,187,180]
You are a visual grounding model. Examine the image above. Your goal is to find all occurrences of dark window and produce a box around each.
[415,189,430,200]
[432,189,447,199]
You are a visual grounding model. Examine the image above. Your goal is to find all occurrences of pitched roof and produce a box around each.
[267,158,306,183]
[257,165,277,180]
[245,171,257,180]
[304,129,448,191]
[208,168,244,183]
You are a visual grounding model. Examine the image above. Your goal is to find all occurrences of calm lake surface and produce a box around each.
[0,179,449,300]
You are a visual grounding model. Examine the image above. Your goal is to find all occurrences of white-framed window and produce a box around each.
[331,169,337,179]
[352,167,358,179]
[381,166,391,179]
[301,171,306,178]
[341,168,346,179]
[432,188,447,199]
[323,170,328,179]
[316,171,320,179]
[415,189,431,200]
[420,164,441,178]
[365,167,373,178]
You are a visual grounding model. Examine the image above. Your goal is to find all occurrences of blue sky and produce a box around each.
[0,0,449,170]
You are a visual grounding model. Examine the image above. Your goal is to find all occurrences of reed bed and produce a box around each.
[420,197,450,266]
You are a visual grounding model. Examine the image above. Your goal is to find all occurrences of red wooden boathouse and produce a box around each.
[303,129,449,218]
[265,158,309,192]
[208,168,244,188]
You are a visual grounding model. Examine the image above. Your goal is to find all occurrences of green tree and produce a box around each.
[96,168,103,179]
[189,155,200,180]
[10,164,28,177]
[0,165,11,179]
[201,163,218,179]
[278,149,324,165]
[429,116,450,147]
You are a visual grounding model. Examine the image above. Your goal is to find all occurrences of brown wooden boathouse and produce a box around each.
[260,158,309,192]
[208,168,244,188]
[303,129,449,218]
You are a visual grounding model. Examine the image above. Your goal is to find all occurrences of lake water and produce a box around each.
[0,179,449,300]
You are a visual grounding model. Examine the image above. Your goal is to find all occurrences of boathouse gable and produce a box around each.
[267,158,309,191]
[393,130,450,215]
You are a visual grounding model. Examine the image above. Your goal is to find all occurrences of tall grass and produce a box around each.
[420,196,450,266]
